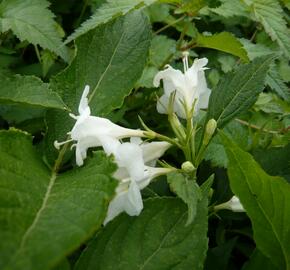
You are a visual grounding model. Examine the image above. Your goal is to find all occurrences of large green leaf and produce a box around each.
[220,132,290,269]
[75,196,209,270]
[65,0,156,43]
[0,0,69,61]
[0,130,117,270]
[0,73,67,110]
[196,32,249,62]
[45,11,151,162]
[243,0,290,59]
[207,55,274,127]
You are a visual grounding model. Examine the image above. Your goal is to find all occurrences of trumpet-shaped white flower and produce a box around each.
[153,53,211,118]
[103,138,172,224]
[215,195,245,212]
[54,85,144,166]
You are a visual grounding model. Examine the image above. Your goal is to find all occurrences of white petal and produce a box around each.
[124,180,143,216]
[156,94,170,114]
[141,141,171,164]
[137,166,173,189]
[103,190,128,225]
[113,168,130,181]
[196,88,211,111]
[74,136,102,166]
[99,136,121,156]
[78,85,91,115]
[153,66,185,95]
[116,142,145,182]
[103,181,144,225]
[71,116,143,141]
[130,136,143,145]
[185,57,208,88]
[228,196,245,212]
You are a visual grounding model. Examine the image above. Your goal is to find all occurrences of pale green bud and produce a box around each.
[203,119,217,145]
[169,113,186,139]
[181,161,196,173]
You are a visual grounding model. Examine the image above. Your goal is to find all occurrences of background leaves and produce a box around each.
[65,0,157,43]
[0,0,69,61]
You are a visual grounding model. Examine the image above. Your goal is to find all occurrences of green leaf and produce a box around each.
[239,38,276,60]
[242,249,278,270]
[209,0,248,18]
[167,172,202,225]
[0,0,69,61]
[253,144,290,182]
[207,55,274,127]
[0,73,67,110]
[45,11,151,162]
[243,0,290,59]
[220,132,290,269]
[196,32,249,62]
[75,197,209,270]
[204,121,250,168]
[65,0,157,43]
[266,65,290,102]
[137,35,176,88]
[0,130,117,270]
[149,35,176,67]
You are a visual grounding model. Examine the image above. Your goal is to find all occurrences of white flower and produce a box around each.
[54,85,144,166]
[215,195,245,212]
[103,138,172,224]
[153,53,211,119]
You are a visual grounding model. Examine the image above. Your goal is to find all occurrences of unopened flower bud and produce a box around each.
[181,161,196,173]
[169,113,186,139]
[203,119,217,145]
[214,196,245,212]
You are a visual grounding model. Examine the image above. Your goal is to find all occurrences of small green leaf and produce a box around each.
[209,0,248,18]
[0,130,117,270]
[75,197,209,270]
[266,65,290,102]
[167,172,202,225]
[207,55,274,127]
[65,0,157,43]
[196,32,249,62]
[0,73,67,110]
[221,132,290,269]
[0,0,69,61]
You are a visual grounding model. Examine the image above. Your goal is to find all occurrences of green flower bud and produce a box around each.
[169,113,186,140]
[181,161,196,173]
[203,119,217,145]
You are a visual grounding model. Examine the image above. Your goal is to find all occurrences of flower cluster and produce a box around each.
[55,53,214,224]
[55,86,172,224]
